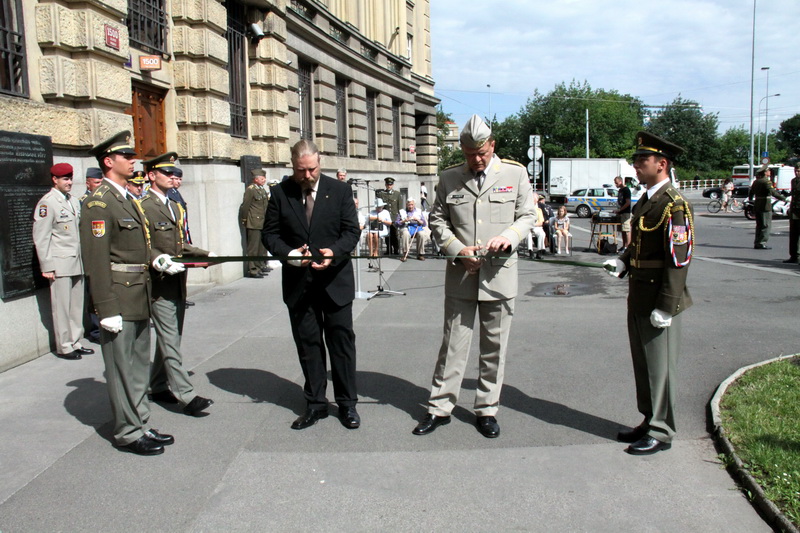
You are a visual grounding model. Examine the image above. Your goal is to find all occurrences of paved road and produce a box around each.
[0,203,796,532]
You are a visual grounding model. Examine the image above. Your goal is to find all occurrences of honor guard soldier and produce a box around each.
[605,131,694,455]
[140,152,214,417]
[126,170,147,199]
[33,163,93,360]
[376,177,402,254]
[80,131,174,456]
[240,169,270,278]
[748,164,787,249]
[785,163,800,264]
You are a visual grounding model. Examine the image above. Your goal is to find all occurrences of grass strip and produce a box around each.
[719,357,800,527]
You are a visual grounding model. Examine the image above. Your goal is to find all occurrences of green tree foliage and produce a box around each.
[436,108,463,172]
[646,96,719,171]
[716,125,750,171]
[776,114,800,158]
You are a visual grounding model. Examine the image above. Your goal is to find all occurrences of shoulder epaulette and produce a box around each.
[501,159,525,168]
[666,187,685,203]
[92,184,111,198]
[444,162,462,170]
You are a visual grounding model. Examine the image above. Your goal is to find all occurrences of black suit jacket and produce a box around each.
[263,174,360,308]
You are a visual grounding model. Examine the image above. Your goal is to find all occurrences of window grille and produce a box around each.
[127,0,168,56]
[289,0,315,21]
[298,61,313,141]
[0,0,28,97]
[226,1,248,138]
[366,91,376,160]
[361,44,378,63]
[392,101,401,162]
[335,78,348,156]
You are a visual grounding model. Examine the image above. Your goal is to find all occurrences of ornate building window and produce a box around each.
[0,0,28,97]
[392,100,401,162]
[226,1,248,138]
[366,91,376,160]
[298,60,314,141]
[335,77,348,157]
[127,0,168,56]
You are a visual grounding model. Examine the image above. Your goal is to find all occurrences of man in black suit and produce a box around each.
[263,140,362,430]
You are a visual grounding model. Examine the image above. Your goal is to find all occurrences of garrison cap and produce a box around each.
[88,130,136,158]
[129,171,146,185]
[86,167,103,180]
[50,163,73,177]
[459,114,492,149]
[384,177,395,184]
[172,167,183,178]
[143,152,179,173]
[251,168,267,178]
[632,131,684,161]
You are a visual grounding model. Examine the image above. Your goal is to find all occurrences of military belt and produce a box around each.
[630,259,664,269]
[110,263,148,272]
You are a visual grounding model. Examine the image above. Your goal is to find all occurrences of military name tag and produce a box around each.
[92,220,106,237]
[450,194,465,199]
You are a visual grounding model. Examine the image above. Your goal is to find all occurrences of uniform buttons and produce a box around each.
[477,199,482,204]
[478,219,482,224]
[477,239,482,244]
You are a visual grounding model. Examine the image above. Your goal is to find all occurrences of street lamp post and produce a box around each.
[487,84,492,123]
[747,0,757,181]
[758,93,780,158]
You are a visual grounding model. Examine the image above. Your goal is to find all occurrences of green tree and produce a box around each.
[775,113,800,158]
[436,108,463,172]
[716,125,750,171]
[646,96,719,172]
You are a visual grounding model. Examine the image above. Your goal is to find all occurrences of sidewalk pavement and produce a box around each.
[0,244,773,532]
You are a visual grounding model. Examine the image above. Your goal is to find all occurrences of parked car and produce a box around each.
[564,186,641,218]
[702,177,750,200]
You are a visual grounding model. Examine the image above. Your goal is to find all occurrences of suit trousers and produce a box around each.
[50,275,85,354]
[428,296,515,417]
[627,311,682,443]
[754,209,772,246]
[247,228,267,274]
[101,320,151,445]
[400,227,430,257]
[287,292,357,409]
[149,297,196,406]
[789,218,799,260]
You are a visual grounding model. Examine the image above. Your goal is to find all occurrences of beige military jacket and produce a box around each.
[429,155,535,301]
[33,188,83,277]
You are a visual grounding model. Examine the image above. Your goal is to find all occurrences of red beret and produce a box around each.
[50,163,74,177]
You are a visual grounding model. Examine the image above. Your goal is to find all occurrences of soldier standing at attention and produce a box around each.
[784,162,800,264]
[79,167,104,205]
[33,162,93,360]
[605,132,694,455]
[240,169,270,278]
[376,177,402,255]
[80,131,173,456]
[80,167,105,343]
[749,165,787,250]
[412,115,535,439]
[139,152,214,417]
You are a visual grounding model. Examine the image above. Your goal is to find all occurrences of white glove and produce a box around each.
[603,258,626,278]
[650,309,673,328]
[165,262,186,275]
[152,254,173,272]
[287,248,304,267]
[207,252,218,257]
[100,315,123,333]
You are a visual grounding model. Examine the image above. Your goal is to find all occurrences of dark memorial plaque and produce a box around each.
[0,131,53,299]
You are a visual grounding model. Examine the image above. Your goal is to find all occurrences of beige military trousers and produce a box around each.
[50,275,85,355]
[427,296,515,417]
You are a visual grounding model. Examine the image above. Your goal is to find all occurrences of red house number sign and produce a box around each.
[105,25,120,50]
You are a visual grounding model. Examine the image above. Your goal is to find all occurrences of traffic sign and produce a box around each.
[761,156,770,165]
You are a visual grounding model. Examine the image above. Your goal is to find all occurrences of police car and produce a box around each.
[565,186,641,218]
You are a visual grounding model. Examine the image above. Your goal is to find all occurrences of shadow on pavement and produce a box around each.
[64,377,115,443]
[207,367,303,415]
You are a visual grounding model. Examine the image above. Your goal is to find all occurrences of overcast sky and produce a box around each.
[430,0,798,144]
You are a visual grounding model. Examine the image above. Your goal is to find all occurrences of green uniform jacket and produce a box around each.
[377,188,402,220]
[620,182,693,316]
[139,193,208,302]
[788,176,800,220]
[748,176,786,211]
[239,184,269,229]
[79,180,151,321]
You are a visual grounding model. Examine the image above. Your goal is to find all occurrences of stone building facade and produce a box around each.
[0,0,438,370]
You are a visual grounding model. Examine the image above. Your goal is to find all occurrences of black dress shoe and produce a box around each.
[412,414,451,435]
[184,300,196,307]
[248,272,264,279]
[149,390,179,404]
[617,424,648,443]
[783,258,799,264]
[118,435,164,456]
[76,347,95,355]
[56,351,82,360]
[476,416,500,438]
[183,396,213,416]
[291,408,329,430]
[625,436,672,455]
[754,244,771,249]
[145,429,175,445]
[338,406,361,429]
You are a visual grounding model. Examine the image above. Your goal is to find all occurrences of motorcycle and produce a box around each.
[743,197,790,221]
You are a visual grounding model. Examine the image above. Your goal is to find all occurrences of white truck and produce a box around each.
[547,158,638,203]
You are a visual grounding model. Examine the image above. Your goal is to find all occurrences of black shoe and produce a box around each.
[118,435,164,456]
[185,300,196,307]
[412,414,451,435]
[291,408,329,430]
[625,436,672,455]
[754,244,771,249]
[145,429,175,446]
[75,347,95,355]
[56,351,82,360]
[617,424,648,443]
[183,396,213,416]
[476,416,500,438]
[248,272,264,278]
[149,390,179,404]
[338,406,361,429]
[783,258,798,264]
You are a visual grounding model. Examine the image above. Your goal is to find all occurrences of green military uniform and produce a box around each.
[376,178,402,254]
[240,172,269,276]
[748,168,786,248]
[139,152,210,407]
[619,132,693,446]
[787,166,800,263]
[80,131,154,446]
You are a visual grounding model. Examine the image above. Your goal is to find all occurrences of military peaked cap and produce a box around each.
[632,131,684,161]
[88,130,136,158]
[143,152,179,173]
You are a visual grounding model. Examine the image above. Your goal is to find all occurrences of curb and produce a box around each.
[710,353,800,533]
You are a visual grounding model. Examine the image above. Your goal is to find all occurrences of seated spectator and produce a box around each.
[367,198,392,269]
[537,194,554,248]
[553,205,571,254]
[526,192,546,258]
[396,198,430,261]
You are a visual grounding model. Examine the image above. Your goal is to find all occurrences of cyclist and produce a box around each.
[721,178,734,212]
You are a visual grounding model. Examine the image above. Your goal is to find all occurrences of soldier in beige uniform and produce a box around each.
[139,152,214,417]
[80,131,173,456]
[605,132,694,455]
[33,163,93,360]
[413,115,535,438]
[240,169,270,278]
